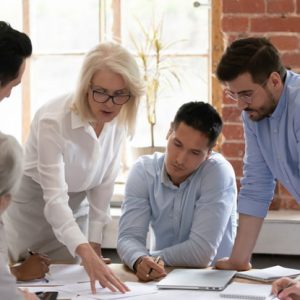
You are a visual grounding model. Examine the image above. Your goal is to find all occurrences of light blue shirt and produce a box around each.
[238,71,300,218]
[117,152,237,270]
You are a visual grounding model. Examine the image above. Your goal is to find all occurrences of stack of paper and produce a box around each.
[236,265,300,282]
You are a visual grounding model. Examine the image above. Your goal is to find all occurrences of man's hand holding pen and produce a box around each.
[272,276,300,300]
[134,255,166,282]
[11,249,51,282]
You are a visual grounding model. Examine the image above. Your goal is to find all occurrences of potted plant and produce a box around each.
[130,18,182,155]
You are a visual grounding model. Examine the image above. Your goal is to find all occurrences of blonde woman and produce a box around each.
[4,42,144,293]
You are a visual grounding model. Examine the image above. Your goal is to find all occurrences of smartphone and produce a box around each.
[35,291,58,300]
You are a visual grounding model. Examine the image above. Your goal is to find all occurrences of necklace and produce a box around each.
[89,121,104,136]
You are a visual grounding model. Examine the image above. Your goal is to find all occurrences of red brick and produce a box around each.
[220,34,251,48]
[282,52,300,69]
[269,35,299,51]
[280,198,300,209]
[225,34,238,46]
[222,16,249,32]
[274,182,300,209]
[251,16,300,32]
[267,0,295,14]
[223,0,265,14]
[222,124,244,141]
[236,180,241,192]
[297,0,300,13]
[222,142,245,158]
[222,106,242,122]
[269,195,282,210]
[277,183,294,197]
[228,158,243,178]
[294,68,300,73]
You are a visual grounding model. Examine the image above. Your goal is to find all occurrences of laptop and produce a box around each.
[157,269,236,291]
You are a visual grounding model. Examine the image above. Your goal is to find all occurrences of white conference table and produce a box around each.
[28,263,267,300]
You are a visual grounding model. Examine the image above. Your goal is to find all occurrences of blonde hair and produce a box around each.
[71,42,144,138]
[0,132,23,196]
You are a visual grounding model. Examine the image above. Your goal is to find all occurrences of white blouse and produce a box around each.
[23,94,125,255]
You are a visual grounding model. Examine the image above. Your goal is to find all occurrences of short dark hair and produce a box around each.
[172,101,223,148]
[0,21,32,87]
[216,37,286,84]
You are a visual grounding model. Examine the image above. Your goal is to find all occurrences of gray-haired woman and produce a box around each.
[4,41,144,293]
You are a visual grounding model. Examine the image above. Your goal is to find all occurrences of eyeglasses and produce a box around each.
[90,87,131,105]
[225,90,255,104]
[225,79,268,104]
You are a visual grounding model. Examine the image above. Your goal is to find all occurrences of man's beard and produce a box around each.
[244,88,277,122]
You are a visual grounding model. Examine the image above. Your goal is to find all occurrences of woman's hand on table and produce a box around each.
[76,243,129,294]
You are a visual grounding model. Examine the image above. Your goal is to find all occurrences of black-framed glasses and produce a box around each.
[90,87,131,105]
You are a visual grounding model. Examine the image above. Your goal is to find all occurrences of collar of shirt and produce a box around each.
[71,111,100,140]
[70,110,112,141]
[270,70,292,121]
[160,159,193,190]
[71,110,88,129]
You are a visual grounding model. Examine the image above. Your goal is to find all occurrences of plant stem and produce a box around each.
[150,123,155,148]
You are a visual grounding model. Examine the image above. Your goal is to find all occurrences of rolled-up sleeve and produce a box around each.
[238,114,276,218]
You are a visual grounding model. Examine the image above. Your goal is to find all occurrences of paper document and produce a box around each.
[236,265,300,282]
[17,264,89,286]
[220,282,278,300]
[59,281,158,299]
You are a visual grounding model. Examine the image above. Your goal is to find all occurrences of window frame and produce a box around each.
[20,0,221,143]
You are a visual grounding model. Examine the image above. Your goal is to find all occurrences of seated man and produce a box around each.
[117,101,237,281]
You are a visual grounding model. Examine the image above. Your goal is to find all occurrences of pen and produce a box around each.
[275,275,300,298]
[275,282,295,298]
[147,256,161,277]
[27,248,34,256]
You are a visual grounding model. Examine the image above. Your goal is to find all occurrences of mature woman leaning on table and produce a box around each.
[3,40,144,293]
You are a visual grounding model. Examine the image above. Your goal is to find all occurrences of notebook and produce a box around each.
[236,265,300,282]
[156,268,236,291]
[220,282,277,300]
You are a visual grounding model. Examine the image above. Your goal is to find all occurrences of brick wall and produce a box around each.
[219,0,300,210]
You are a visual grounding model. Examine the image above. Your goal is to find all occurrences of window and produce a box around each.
[113,0,211,148]
[0,0,211,197]
[0,0,101,142]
